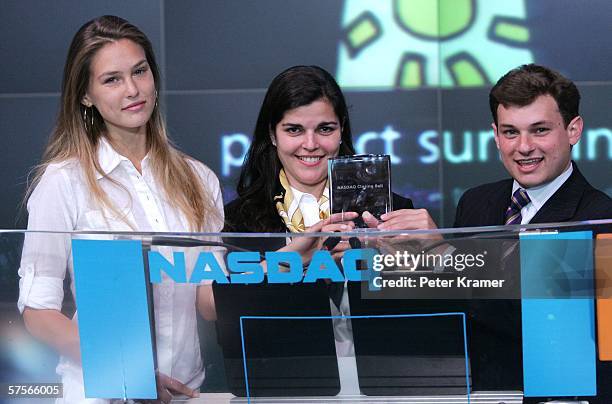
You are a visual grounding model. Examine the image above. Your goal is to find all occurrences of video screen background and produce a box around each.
[1,0,611,229]
[0,0,611,393]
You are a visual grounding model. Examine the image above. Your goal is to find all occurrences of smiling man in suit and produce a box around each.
[452,64,612,398]
[455,64,612,227]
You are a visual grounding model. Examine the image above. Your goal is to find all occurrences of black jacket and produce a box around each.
[454,162,612,227]
[453,162,612,400]
[224,192,413,253]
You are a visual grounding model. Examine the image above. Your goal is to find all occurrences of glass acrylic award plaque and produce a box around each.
[328,154,392,228]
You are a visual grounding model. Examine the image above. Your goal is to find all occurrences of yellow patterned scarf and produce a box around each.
[275,169,330,233]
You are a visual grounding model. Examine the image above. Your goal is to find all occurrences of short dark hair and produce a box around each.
[230,65,356,232]
[489,64,580,128]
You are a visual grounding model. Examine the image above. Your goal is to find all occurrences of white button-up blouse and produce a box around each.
[18,138,224,401]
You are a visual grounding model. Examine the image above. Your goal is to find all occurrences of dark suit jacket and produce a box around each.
[453,163,612,400]
[224,192,414,253]
[455,162,612,227]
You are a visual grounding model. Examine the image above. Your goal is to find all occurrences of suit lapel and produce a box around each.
[530,165,586,224]
[487,180,513,225]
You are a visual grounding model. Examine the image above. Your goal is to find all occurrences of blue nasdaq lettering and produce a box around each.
[303,251,344,283]
[190,252,228,283]
[266,251,303,283]
[228,252,264,284]
[149,252,187,283]
[147,249,374,284]
[343,248,377,281]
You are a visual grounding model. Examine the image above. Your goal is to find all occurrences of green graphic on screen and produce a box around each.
[337,0,534,88]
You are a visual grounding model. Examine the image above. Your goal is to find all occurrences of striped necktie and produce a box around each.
[505,188,531,225]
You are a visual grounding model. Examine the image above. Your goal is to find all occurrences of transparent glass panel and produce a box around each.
[1,220,611,402]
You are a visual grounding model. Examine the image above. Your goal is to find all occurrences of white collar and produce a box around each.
[512,162,573,211]
[289,186,329,227]
[95,137,149,179]
[290,186,329,204]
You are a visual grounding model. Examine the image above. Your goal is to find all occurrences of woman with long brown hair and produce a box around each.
[18,15,221,403]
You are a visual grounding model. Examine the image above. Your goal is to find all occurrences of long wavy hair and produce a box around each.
[27,15,215,231]
[232,65,355,232]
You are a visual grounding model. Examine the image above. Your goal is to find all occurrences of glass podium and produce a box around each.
[1,219,611,403]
